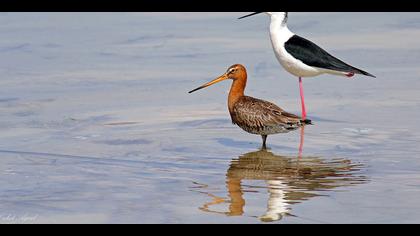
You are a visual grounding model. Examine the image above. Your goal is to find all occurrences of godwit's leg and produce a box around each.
[261,135,268,150]
[299,77,307,120]
[298,126,305,158]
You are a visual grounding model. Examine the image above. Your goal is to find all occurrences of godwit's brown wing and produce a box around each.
[230,96,309,136]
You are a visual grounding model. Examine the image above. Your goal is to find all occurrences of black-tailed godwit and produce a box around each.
[189,64,311,149]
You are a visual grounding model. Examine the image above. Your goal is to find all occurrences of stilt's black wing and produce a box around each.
[284,35,375,77]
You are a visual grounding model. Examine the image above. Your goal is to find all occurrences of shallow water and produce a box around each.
[1,12,420,224]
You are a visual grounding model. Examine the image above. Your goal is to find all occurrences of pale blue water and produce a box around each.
[0,13,420,223]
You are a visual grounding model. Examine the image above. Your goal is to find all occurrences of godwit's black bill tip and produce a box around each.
[238,12,263,20]
[188,86,206,94]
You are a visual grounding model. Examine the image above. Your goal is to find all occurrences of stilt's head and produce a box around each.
[188,64,247,94]
[239,12,288,24]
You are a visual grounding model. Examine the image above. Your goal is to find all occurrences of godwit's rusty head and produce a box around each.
[188,64,247,94]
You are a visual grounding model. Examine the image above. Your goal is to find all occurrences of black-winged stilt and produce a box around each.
[239,12,376,120]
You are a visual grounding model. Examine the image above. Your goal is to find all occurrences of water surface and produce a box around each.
[0,13,420,223]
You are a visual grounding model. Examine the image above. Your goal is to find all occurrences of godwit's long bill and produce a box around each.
[239,12,376,120]
[189,64,311,149]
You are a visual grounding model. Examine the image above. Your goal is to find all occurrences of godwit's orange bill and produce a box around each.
[189,74,229,94]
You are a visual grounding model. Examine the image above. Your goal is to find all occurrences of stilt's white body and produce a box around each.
[268,13,349,78]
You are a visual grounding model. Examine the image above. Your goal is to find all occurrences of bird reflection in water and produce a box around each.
[193,147,367,222]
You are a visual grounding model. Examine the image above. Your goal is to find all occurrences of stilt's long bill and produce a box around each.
[239,12,376,120]
[189,64,311,149]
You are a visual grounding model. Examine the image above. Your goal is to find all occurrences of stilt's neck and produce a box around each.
[270,18,294,41]
[270,12,289,28]
[269,15,295,46]
[228,72,247,114]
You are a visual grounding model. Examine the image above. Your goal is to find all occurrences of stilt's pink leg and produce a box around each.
[298,126,305,159]
[299,77,307,120]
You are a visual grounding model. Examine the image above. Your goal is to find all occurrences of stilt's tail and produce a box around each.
[353,67,376,78]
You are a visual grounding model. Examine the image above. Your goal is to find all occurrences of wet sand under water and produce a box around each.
[1,13,420,223]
